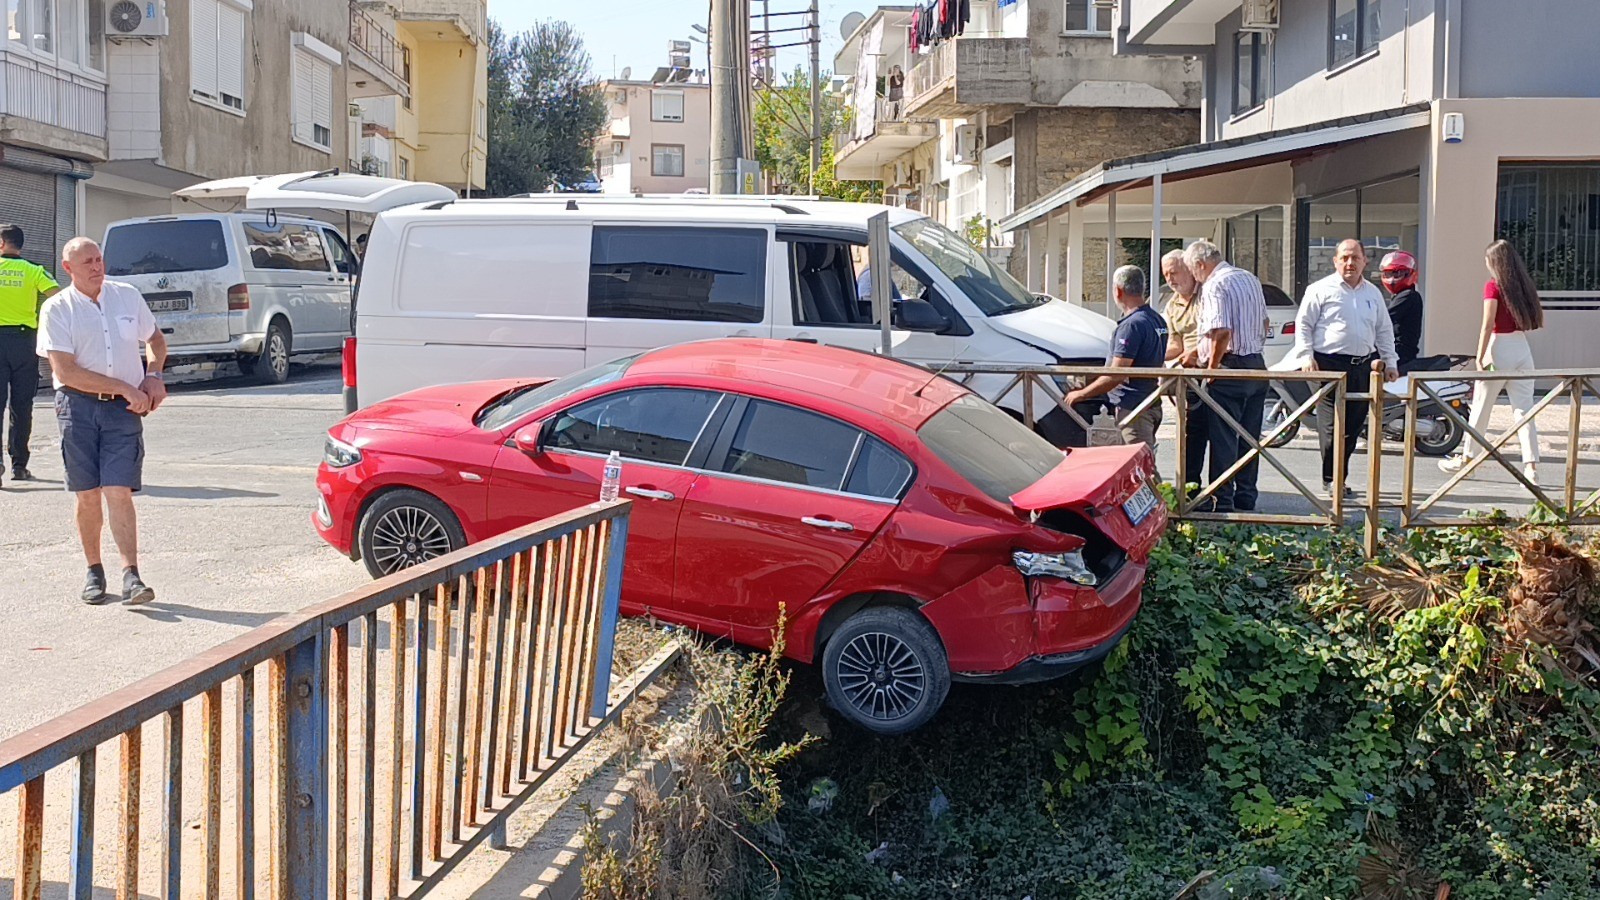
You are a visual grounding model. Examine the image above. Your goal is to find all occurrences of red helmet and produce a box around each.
[1380,251,1418,293]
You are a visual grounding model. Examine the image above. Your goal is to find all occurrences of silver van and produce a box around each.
[101,212,357,383]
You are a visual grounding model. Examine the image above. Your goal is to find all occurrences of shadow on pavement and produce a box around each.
[123,602,286,628]
[140,485,278,500]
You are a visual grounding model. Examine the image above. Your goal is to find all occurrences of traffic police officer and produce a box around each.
[0,224,61,485]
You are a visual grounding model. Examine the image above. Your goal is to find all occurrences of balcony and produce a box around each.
[349,4,411,100]
[0,50,107,160]
[1124,0,1239,47]
[834,97,938,182]
[396,0,486,44]
[902,36,1030,119]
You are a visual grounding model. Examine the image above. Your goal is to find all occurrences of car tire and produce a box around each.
[358,489,466,578]
[821,606,950,735]
[243,319,292,385]
[1262,398,1300,448]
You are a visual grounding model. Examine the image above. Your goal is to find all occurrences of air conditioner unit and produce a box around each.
[1241,0,1279,31]
[106,0,168,38]
[951,124,980,164]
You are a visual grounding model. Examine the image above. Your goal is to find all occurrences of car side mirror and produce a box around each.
[893,299,948,333]
[512,422,546,454]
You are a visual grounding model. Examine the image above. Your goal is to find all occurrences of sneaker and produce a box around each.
[11,467,33,481]
[1323,481,1354,499]
[122,568,155,605]
[82,567,113,606]
[1437,454,1471,475]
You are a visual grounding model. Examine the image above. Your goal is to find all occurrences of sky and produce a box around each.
[491,0,853,82]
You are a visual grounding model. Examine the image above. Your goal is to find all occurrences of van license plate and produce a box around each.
[1122,484,1158,525]
[144,296,191,313]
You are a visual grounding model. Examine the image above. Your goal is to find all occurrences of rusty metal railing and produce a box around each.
[0,500,668,899]
[350,4,411,91]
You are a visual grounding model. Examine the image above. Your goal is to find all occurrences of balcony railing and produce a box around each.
[350,4,411,87]
[0,51,106,139]
[907,41,956,104]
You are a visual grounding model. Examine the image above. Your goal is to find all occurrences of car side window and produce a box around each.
[323,229,356,275]
[588,226,767,323]
[243,222,332,272]
[548,388,723,467]
[844,437,915,499]
[720,399,862,491]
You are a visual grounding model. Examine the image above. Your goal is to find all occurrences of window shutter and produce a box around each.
[191,0,219,98]
[313,58,333,144]
[217,3,246,104]
[293,50,314,143]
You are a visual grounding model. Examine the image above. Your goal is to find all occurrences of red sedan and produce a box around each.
[314,339,1166,733]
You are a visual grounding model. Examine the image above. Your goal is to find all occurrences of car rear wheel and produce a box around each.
[240,319,291,385]
[358,489,466,578]
[821,607,950,735]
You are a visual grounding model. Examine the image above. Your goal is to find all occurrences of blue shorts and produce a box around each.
[55,390,144,492]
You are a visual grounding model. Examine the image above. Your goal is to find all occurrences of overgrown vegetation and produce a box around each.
[485,19,607,197]
[740,523,1600,898]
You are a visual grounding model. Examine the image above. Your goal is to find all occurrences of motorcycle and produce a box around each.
[1262,354,1472,457]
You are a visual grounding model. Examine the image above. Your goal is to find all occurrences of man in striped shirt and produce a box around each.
[1184,240,1269,512]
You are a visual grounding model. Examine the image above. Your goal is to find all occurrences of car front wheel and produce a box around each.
[358,489,466,578]
[821,607,950,735]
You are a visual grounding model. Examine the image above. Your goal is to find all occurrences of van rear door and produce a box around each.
[102,218,234,348]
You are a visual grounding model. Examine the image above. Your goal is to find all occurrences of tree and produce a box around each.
[485,20,607,197]
[754,67,880,202]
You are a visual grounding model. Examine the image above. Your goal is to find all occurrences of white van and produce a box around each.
[199,172,1118,432]
[101,211,358,383]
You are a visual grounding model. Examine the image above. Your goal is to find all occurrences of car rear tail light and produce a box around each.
[1013,550,1098,586]
[342,337,357,389]
[227,283,250,310]
[1281,322,1296,335]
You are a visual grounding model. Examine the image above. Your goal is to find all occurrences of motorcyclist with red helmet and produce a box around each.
[1379,251,1424,372]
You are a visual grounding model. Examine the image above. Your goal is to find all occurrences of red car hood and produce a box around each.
[345,378,541,437]
[1010,445,1166,551]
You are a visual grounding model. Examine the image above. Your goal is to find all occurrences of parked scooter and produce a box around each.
[1262,354,1472,456]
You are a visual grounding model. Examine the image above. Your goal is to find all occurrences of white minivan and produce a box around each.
[198,172,1118,435]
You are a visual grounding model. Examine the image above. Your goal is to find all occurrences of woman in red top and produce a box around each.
[1439,240,1545,482]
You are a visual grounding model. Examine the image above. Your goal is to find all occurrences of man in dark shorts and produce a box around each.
[36,237,168,605]
[1065,265,1170,452]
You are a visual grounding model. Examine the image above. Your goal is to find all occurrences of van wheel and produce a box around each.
[358,489,466,578]
[821,607,949,735]
[242,320,291,385]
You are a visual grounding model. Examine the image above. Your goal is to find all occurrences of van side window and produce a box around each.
[244,222,332,272]
[588,226,766,324]
[323,229,356,275]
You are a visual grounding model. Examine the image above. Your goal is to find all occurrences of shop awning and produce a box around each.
[998,104,1432,231]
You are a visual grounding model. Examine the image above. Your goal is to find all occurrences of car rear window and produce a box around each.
[918,395,1064,503]
[104,220,229,276]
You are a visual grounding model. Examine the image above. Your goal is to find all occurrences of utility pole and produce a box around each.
[710,0,747,194]
[808,0,820,193]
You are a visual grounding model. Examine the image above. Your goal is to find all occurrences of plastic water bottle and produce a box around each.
[599,451,622,503]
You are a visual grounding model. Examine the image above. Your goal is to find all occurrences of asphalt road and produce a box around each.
[1,361,368,740]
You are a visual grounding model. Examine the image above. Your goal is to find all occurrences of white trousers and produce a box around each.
[1464,330,1539,464]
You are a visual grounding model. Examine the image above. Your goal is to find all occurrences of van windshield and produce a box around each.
[893,217,1047,317]
[476,355,640,431]
[104,221,229,275]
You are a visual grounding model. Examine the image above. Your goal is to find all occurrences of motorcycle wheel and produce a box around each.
[1262,398,1300,448]
[1414,415,1463,457]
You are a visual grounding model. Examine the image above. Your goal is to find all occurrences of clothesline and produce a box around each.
[909,0,972,53]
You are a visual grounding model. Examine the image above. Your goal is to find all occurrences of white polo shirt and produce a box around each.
[36,280,157,391]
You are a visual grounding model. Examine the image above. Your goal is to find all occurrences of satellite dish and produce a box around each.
[619,66,632,80]
[840,11,866,40]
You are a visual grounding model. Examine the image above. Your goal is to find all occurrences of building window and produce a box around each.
[1063,0,1112,33]
[7,0,107,73]
[651,144,685,177]
[1233,32,1265,113]
[1497,164,1600,292]
[650,90,684,122]
[292,36,339,152]
[398,156,410,180]
[191,0,248,111]
[1330,0,1379,67]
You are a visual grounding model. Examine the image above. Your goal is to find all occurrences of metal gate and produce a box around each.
[0,163,58,271]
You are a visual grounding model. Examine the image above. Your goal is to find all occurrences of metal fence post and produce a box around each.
[589,510,630,721]
[284,635,328,900]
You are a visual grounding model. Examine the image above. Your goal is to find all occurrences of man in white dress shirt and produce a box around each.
[1294,239,1398,496]
[37,237,168,605]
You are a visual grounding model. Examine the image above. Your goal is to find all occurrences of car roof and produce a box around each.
[377,197,927,231]
[109,211,331,227]
[625,339,968,429]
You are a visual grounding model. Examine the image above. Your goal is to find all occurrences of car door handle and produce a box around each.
[801,516,853,532]
[625,486,676,501]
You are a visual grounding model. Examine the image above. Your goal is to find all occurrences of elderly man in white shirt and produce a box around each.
[37,236,168,606]
[1295,239,1399,496]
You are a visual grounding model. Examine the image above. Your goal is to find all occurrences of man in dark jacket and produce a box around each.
[1379,251,1423,372]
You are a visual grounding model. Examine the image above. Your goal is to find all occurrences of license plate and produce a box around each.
[1122,484,1158,525]
[145,297,191,312]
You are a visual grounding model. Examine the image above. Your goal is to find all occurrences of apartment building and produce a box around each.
[832,0,1201,299]
[1003,0,1600,364]
[594,72,711,195]
[2,0,108,272]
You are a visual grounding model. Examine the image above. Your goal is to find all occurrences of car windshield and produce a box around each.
[476,355,639,431]
[917,395,1065,504]
[893,217,1047,317]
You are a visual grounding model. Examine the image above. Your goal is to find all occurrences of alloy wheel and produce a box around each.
[368,505,453,574]
[268,332,289,380]
[834,631,927,722]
